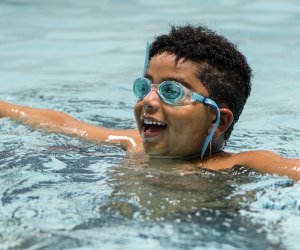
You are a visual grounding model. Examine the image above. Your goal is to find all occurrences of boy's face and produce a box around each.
[134,52,213,157]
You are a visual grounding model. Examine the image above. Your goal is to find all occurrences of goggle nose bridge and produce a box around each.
[143,84,162,98]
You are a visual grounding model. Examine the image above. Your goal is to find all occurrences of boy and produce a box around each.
[0,25,299,180]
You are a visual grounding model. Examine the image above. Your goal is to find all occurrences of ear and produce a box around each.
[210,108,233,138]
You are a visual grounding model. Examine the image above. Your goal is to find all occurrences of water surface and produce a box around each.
[0,0,299,249]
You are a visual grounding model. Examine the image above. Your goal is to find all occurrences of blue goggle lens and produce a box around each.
[133,78,151,99]
[133,78,184,105]
[158,82,183,104]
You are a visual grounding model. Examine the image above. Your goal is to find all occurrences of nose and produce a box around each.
[142,90,161,113]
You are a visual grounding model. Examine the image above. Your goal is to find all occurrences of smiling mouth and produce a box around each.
[142,119,168,138]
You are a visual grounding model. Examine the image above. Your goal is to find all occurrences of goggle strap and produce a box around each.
[201,99,220,158]
[143,41,152,74]
[191,93,206,103]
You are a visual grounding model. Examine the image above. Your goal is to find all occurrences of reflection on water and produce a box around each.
[0,122,298,249]
[0,135,290,250]
[1,0,300,249]
[103,156,254,220]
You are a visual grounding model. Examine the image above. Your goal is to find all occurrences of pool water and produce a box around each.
[0,0,300,249]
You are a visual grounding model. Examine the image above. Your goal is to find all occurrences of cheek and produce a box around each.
[134,101,144,133]
[134,101,142,120]
[166,106,209,155]
[170,106,209,136]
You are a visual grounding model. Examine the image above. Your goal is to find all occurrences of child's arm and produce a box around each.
[235,150,300,181]
[0,100,142,150]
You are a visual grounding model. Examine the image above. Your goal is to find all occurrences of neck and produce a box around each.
[147,139,226,162]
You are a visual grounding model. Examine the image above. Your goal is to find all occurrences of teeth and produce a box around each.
[143,119,166,126]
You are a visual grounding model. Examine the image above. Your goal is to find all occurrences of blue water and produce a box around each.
[0,0,300,249]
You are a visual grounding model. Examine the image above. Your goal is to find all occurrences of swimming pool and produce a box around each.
[0,0,299,249]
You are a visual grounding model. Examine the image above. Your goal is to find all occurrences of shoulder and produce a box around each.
[226,150,300,180]
[199,150,300,180]
[225,150,284,170]
[202,150,281,171]
[231,150,284,166]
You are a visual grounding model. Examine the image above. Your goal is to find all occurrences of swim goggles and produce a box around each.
[137,41,220,158]
[133,77,210,106]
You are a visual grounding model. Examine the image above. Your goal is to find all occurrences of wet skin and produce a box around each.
[134,53,217,158]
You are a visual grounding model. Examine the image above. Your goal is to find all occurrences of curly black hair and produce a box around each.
[149,25,252,140]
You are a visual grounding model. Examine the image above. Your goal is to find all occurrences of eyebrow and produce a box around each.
[143,74,194,90]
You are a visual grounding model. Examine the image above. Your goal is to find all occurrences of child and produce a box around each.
[0,25,299,180]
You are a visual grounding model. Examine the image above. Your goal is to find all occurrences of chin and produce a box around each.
[144,147,182,159]
[143,144,167,157]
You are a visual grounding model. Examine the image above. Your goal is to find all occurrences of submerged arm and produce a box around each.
[0,100,142,150]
